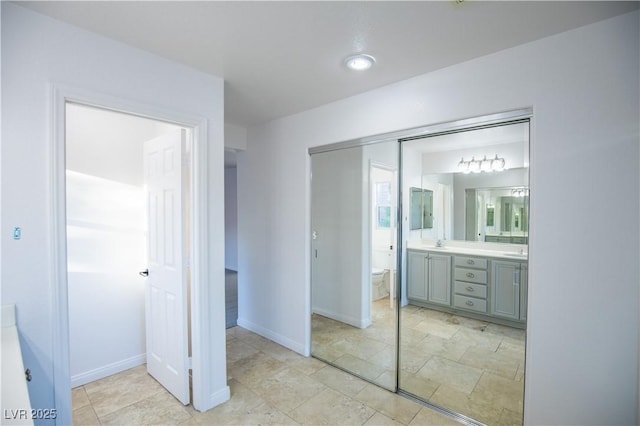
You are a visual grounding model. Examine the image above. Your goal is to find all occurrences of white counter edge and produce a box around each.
[1,305,34,426]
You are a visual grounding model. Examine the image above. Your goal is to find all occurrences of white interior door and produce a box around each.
[143,128,189,405]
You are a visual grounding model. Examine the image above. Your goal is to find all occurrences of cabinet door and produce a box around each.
[407,251,427,301]
[491,260,521,320]
[427,254,451,306]
[520,264,528,321]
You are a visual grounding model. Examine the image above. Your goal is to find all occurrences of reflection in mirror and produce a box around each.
[310,141,398,391]
[410,187,433,230]
[465,184,529,243]
[400,120,529,425]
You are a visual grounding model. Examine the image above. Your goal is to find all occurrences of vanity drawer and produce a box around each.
[454,295,487,313]
[454,281,487,299]
[455,256,487,270]
[454,268,487,284]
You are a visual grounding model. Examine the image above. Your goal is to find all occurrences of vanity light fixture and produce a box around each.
[512,187,529,197]
[456,155,506,173]
[344,54,376,71]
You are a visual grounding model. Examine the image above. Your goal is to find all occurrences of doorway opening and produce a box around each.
[65,102,194,416]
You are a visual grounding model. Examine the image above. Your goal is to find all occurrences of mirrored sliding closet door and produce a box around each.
[310,109,531,426]
[310,141,399,391]
[398,119,529,425]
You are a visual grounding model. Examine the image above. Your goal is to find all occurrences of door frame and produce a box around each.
[50,84,213,419]
[369,161,398,310]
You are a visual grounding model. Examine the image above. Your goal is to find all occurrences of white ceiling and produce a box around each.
[18,1,638,127]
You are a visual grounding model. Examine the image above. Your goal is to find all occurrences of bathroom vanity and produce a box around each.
[407,245,527,328]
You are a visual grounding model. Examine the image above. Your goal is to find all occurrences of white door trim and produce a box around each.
[50,84,214,421]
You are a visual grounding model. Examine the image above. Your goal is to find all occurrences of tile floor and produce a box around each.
[312,300,526,426]
[72,326,460,425]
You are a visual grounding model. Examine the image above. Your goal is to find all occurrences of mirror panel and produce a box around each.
[410,187,433,230]
[399,121,528,425]
[311,141,398,391]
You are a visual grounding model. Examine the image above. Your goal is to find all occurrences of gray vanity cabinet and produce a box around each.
[453,256,489,313]
[491,260,525,321]
[520,264,528,321]
[407,250,451,306]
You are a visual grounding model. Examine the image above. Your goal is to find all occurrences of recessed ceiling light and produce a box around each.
[344,54,376,71]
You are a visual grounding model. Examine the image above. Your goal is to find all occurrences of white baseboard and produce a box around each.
[312,307,371,329]
[236,318,306,355]
[206,385,230,411]
[71,354,145,387]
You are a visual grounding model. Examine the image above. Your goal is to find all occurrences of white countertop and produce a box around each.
[407,241,528,260]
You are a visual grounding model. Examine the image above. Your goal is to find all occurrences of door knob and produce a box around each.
[139,269,149,277]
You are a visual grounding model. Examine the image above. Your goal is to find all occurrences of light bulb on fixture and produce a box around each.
[468,156,481,173]
[457,157,467,173]
[480,156,492,172]
[491,154,505,171]
[344,54,376,71]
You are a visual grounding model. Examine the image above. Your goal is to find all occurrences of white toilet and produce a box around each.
[372,268,388,301]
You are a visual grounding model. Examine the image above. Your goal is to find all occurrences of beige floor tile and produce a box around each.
[366,345,396,370]
[412,318,460,340]
[483,323,526,341]
[515,364,525,382]
[288,354,327,376]
[364,412,405,426]
[416,356,483,395]
[374,369,397,391]
[72,386,90,409]
[99,391,193,425]
[497,338,526,359]
[399,312,424,329]
[497,408,524,426]
[262,342,307,363]
[398,372,439,401]
[192,379,266,424]
[225,402,299,425]
[471,372,524,414]
[408,407,461,426]
[412,334,471,362]
[329,335,388,361]
[333,353,387,382]
[228,351,287,386]
[354,384,422,425]
[309,365,369,398]
[83,365,165,417]
[458,346,521,379]
[312,340,347,362]
[449,327,502,352]
[399,327,428,347]
[72,405,100,425]
[288,388,375,425]
[399,347,431,374]
[226,338,260,363]
[429,385,503,426]
[251,367,327,413]
[226,326,253,339]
